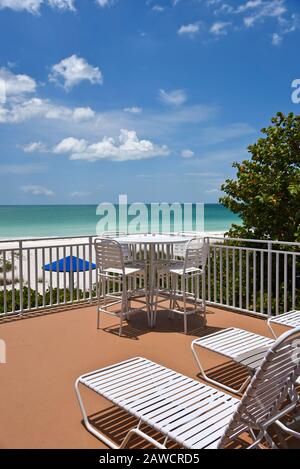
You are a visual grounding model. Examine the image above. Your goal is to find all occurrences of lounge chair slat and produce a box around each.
[148,389,224,426]
[85,361,159,386]
[147,391,224,425]
[95,369,179,399]
[159,395,231,435]
[132,382,205,415]
[172,402,238,444]
[90,363,169,390]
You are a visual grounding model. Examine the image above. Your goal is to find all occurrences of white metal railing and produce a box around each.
[0,235,97,315]
[0,234,299,317]
[204,237,300,317]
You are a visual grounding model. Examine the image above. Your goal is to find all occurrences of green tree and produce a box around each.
[220,112,300,242]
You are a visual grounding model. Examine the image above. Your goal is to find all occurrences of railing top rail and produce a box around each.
[0,234,96,244]
[205,244,300,256]
[0,233,299,250]
[205,236,300,248]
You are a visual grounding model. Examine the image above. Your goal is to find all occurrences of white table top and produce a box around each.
[114,234,192,245]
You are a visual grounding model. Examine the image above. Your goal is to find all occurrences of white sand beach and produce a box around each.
[0,232,225,294]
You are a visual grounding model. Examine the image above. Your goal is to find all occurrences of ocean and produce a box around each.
[0,204,240,238]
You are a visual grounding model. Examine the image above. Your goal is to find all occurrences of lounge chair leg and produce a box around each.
[275,418,300,439]
[191,341,252,395]
[263,431,278,449]
[120,422,167,449]
[75,386,168,451]
[75,380,119,449]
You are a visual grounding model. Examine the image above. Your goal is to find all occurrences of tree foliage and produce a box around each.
[220,112,300,242]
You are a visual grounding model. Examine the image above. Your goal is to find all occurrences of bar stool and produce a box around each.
[94,238,149,336]
[154,238,209,334]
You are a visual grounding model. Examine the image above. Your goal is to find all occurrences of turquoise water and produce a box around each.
[0,204,240,238]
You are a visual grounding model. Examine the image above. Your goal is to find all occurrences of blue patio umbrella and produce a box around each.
[43,256,96,291]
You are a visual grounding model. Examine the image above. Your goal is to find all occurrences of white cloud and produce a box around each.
[47,0,75,10]
[1,96,96,124]
[241,0,299,40]
[158,89,187,106]
[272,32,282,45]
[152,5,164,12]
[236,0,264,13]
[21,185,54,196]
[242,1,287,28]
[0,69,98,124]
[123,106,142,114]
[53,137,87,154]
[0,69,96,125]
[205,188,219,194]
[178,23,200,36]
[69,191,91,197]
[72,107,95,121]
[0,0,42,13]
[181,149,194,158]
[0,67,36,96]
[207,0,299,45]
[22,141,47,153]
[51,129,170,162]
[49,55,103,90]
[95,0,113,7]
[0,0,75,13]
[210,21,231,36]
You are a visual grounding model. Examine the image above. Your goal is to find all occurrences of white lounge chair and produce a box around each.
[75,327,300,449]
[268,310,300,338]
[191,327,274,394]
[94,238,149,335]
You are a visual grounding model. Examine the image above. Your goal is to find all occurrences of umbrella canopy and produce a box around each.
[43,256,96,273]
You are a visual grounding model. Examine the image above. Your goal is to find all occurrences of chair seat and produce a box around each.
[157,261,203,276]
[170,266,203,276]
[193,328,274,371]
[78,357,240,449]
[103,266,143,276]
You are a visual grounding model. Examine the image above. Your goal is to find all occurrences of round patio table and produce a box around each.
[113,234,193,327]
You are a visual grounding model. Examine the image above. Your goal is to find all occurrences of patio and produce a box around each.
[0,300,299,449]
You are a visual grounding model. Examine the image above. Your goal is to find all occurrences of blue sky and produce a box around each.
[0,0,299,204]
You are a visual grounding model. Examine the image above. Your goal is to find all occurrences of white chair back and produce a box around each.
[94,238,125,273]
[99,232,131,261]
[219,326,300,448]
[183,238,209,272]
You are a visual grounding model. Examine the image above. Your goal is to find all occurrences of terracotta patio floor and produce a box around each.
[0,300,299,449]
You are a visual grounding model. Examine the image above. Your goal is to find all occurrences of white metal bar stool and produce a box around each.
[94,238,149,335]
[154,238,209,334]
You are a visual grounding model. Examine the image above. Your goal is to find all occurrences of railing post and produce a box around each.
[267,242,272,317]
[19,240,23,315]
[88,236,93,302]
[204,237,209,303]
